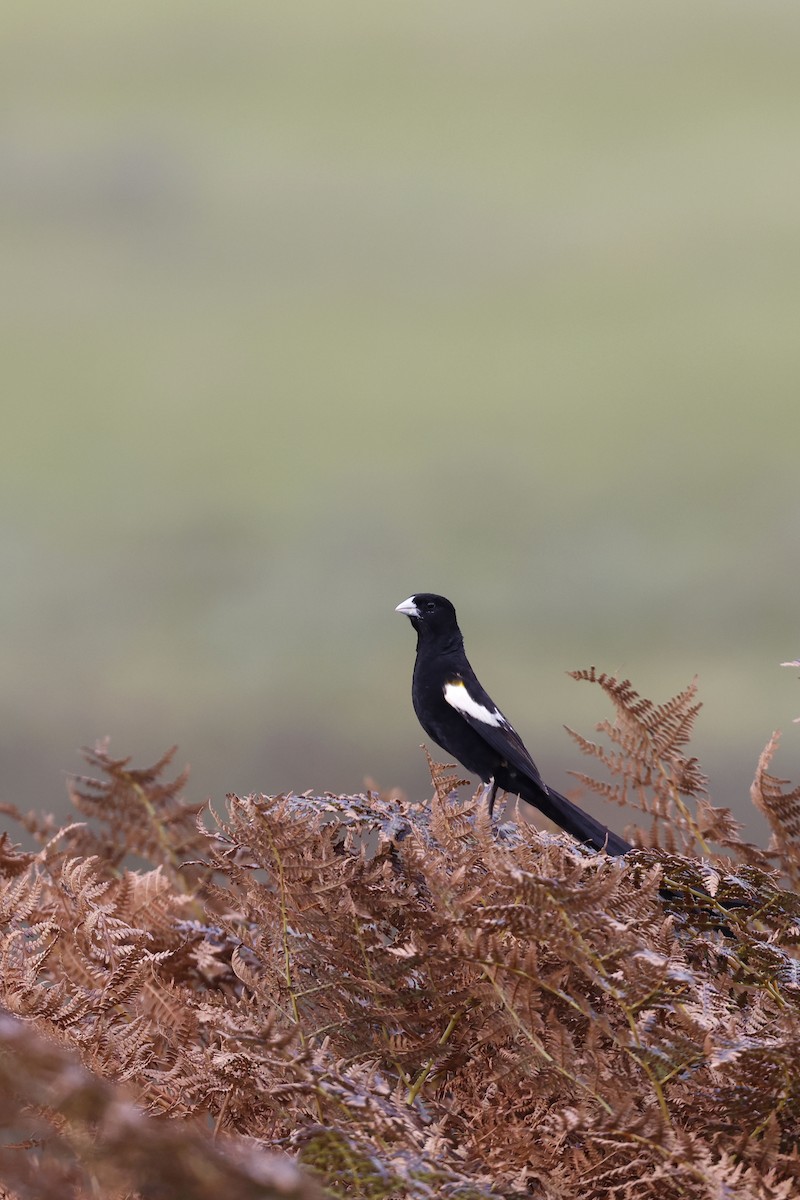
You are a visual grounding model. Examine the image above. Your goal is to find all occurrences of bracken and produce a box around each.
[0,672,799,1199]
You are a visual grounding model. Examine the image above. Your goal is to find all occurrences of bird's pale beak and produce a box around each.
[395,597,419,617]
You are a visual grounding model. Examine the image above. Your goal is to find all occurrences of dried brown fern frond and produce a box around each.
[422,746,472,805]
[6,743,800,1197]
[692,798,773,870]
[64,740,206,884]
[0,801,63,848]
[751,731,800,887]
[565,669,769,870]
[566,668,707,853]
[0,832,35,878]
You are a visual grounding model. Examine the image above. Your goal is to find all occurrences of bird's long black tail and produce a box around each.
[517,779,632,856]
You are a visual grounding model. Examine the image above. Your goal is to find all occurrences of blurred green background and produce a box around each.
[3,2,799,836]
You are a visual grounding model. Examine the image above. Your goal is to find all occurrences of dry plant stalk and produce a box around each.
[0,669,799,1199]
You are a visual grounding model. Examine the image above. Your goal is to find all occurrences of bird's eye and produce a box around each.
[425,601,436,613]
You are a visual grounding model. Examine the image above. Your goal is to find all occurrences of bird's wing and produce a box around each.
[443,676,547,791]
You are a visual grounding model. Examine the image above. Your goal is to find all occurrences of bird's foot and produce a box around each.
[481,777,499,818]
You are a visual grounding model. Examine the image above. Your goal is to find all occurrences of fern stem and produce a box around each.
[131,780,192,894]
[406,1005,469,1106]
[653,759,711,854]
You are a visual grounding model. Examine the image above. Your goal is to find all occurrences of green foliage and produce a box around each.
[1,672,800,1198]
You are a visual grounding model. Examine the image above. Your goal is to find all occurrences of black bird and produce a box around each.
[396,593,631,856]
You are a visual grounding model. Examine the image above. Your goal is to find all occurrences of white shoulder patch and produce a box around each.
[444,680,504,727]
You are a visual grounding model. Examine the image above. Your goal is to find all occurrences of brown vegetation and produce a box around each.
[1,672,800,1198]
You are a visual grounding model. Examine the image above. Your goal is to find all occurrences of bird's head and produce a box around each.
[395,593,460,642]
